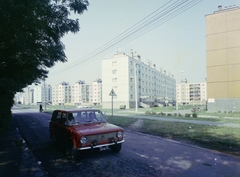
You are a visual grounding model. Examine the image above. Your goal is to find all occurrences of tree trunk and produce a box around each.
[0,91,14,132]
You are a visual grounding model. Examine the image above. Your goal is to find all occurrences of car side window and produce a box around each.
[55,111,61,123]
[51,111,58,121]
[61,113,67,125]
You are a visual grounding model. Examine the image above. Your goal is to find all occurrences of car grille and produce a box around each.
[86,132,116,143]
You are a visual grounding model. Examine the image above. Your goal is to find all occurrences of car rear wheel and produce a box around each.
[51,133,57,146]
[110,143,122,153]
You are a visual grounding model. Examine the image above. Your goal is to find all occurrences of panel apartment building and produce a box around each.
[15,84,51,105]
[102,52,176,109]
[52,79,102,106]
[206,5,240,112]
[177,80,207,105]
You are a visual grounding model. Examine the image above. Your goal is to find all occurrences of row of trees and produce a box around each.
[0,0,89,129]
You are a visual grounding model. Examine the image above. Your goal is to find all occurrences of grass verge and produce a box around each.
[108,116,240,157]
[107,116,136,128]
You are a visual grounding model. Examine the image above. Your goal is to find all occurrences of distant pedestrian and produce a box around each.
[39,104,43,112]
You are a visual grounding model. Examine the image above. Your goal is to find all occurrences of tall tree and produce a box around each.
[0,0,89,128]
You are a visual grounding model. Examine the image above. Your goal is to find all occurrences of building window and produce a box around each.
[112,61,117,66]
[113,86,117,91]
[112,78,117,82]
[112,70,117,74]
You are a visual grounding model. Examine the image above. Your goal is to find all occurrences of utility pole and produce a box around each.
[44,80,46,111]
[135,63,138,113]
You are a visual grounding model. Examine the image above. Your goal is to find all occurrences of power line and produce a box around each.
[50,0,203,75]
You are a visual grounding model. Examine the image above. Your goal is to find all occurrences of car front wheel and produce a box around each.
[110,143,122,153]
[67,142,78,160]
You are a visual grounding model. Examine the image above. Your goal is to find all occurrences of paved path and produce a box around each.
[12,106,240,128]
[112,113,240,128]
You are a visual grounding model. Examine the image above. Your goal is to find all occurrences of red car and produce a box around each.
[49,108,125,160]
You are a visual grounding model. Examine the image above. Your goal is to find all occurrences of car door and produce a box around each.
[55,112,68,145]
[51,111,63,142]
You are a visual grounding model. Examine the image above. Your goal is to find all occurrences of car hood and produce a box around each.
[72,123,123,136]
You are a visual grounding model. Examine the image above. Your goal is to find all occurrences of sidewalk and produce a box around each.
[0,118,46,177]
[0,121,23,176]
[113,111,240,128]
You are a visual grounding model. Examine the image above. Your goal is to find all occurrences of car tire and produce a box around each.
[67,142,78,160]
[110,143,122,153]
[51,133,58,146]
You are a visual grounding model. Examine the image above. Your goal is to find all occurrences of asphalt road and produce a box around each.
[12,109,240,177]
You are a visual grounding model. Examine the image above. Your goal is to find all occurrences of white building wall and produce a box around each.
[23,87,34,105]
[102,53,131,108]
[92,79,102,105]
[52,82,70,105]
[52,85,58,105]
[177,81,207,105]
[102,52,176,109]
[73,81,91,106]
[34,86,43,104]
[200,83,207,103]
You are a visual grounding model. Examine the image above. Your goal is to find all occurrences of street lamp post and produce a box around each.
[176,71,184,111]
[162,85,167,107]
[135,63,138,113]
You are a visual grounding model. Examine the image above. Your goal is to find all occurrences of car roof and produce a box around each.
[53,108,101,113]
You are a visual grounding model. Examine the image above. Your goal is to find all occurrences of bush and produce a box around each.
[119,105,126,109]
[145,111,156,115]
[167,113,172,116]
[192,113,198,118]
[157,112,164,116]
[145,111,151,115]
[185,113,191,117]
[151,111,156,115]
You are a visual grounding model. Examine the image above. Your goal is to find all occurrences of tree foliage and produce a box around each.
[0,0,89,128]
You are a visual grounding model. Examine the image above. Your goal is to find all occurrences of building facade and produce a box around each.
[34,85,52,105]
[23,87,34,105]
[102,51,176,109]
[90,78,102,106]
[73,80,90,106]
[177,80,207,105]
[206,5,240,112]
[51,80,102,106]
[52,81,72,105]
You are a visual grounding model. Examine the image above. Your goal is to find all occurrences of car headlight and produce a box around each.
[117,131,123,139]
[80,136,87,146]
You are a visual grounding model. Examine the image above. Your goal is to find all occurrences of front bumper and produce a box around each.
[77,139,125,150]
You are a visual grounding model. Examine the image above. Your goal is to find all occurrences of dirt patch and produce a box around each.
[128,119,144,131]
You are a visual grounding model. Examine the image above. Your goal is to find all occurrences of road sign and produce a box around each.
[109,89,117,96]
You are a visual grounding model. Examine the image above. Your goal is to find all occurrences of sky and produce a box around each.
[44,0,240,86]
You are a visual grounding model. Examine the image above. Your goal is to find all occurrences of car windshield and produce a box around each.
[68,110,107,125]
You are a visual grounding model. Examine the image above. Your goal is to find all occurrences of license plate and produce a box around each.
[99,146,108,151]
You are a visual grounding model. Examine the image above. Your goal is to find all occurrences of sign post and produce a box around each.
[109,89,117,118]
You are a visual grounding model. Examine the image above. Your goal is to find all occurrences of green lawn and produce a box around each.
[107,115,240,156]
